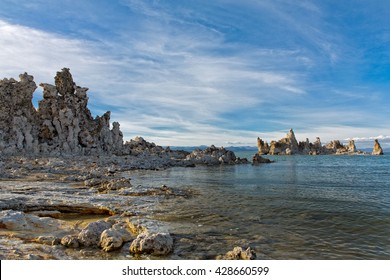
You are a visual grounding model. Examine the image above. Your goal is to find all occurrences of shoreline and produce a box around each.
[1,153,389,260]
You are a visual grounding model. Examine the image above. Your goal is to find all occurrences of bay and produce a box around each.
[128,154,390,259]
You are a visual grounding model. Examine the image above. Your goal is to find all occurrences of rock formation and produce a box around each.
[0,68,123,156]
[372,139,384,155]
[257,129,369,155]
[252,153,272,164]
[186,145,249,165]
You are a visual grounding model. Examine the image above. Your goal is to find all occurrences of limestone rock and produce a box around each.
[78,220,112,247]
[372,139,384,155]
[130,232,173,256]
[216,246,256,260]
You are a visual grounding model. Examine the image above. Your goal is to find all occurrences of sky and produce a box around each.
[1,0,390,148]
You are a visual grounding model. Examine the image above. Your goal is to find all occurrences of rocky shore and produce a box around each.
[0,69,256,260]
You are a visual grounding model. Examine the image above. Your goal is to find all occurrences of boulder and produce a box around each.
[78,220,112,247]
[130,232,173,256]
[99,222,133,252]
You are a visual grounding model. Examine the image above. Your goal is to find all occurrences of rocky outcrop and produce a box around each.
[0,68,124,156]
[252,153,272,164]
[186,145,249,165]
[372,139,384,155]
[257,129,368,155]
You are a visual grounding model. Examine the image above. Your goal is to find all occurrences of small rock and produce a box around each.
[100,178,131,192]
[217,246,256,260]
[84,178,103,187]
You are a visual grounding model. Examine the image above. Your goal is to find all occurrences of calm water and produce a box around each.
[128,154,390,259]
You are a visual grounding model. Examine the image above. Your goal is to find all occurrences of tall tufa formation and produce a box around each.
[257,137,269,155]
[0,68,123,156]
[372,139,384,155]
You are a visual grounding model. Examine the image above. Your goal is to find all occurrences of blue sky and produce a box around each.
[1,0,390,148]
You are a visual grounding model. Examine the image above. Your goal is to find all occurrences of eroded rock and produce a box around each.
[130,232,173,256]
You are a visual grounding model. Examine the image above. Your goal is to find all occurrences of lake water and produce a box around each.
[128,153,390,259]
